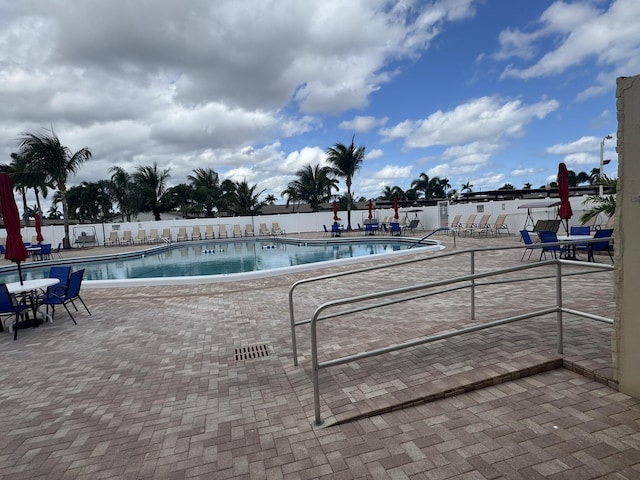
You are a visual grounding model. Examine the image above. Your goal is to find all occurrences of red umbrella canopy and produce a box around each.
[393,196,399,220]
[368,199,373,219]
[35,212,44,242]
[332,200,339,221]
[557,162,573,220]
[0,173,28,282]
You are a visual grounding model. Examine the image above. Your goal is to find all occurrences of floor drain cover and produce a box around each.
[235,344,271,361]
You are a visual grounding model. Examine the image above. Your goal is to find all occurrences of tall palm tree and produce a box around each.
[326,135,366,228]
[133,162,170,221]
[4,152,52,225]
[461,181,473,193]
[187,167,220,217]
[411,173,444,199]
[167,183,196,217]
[281,185,301,212]
[18,129,92,248]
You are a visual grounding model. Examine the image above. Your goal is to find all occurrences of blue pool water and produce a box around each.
[0,238,437,283]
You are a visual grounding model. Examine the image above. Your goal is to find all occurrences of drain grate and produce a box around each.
[234,343,271,361]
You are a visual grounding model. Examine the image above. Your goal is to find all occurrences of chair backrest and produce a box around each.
[449,214,461,228]
[476,215,490,227]
[234,224,242,234]
[149,229,158,239]
[137,230,146,240]
[178,227,187,236]
[0,283,16,312]
[464,214,476,227]
[49,266,71,288]
[245,224,254,235]
[390,222,401,232]
[592,229,613,251]
[123,231,132,240]
[66,269,85,300]
[162,228,171,238]
[538,231,558,244]
[570,226,590,236]
[56,242,62,252]
[192,226,201,235]
[520,230,534,245]
[40,244,52,254]
[331,223,340,232]
[109,231,118,241]
[323,225,329,233]
[206,225,214,234]
[493,214,506,226]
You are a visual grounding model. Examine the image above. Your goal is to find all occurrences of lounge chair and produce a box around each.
[120,230,133,245]
[470,215,491,236]
[105,231,119,246]
[38,269,91,325]
[490,214,510,236]
[135,230,147,244]
[459,214,477,236]
[272,223,285,235]
[259,223,270,236]
[245,224,255,237]
[176,227,188,242]
[404,219,420,234]
[218,225,228,239]
[204,225,215,240]
[233,224,243,237]
[148,229,159,244]
[161,228,172,243]
[448,214,462,234]
[191,226,202,241]
[0,283,31,340]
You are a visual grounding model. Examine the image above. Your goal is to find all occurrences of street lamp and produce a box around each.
[599,134,613,196]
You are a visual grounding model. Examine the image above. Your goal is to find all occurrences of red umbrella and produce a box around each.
[35,212,44,243]
[368,199,373,219]
[0,173,29,284]
[393,196,399,220]
[332,200,339,221]
[557,162,572,234]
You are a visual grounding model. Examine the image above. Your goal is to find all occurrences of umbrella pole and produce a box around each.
[17,261,24,285]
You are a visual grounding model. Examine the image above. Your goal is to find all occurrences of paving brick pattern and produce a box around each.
[1,233,637,479]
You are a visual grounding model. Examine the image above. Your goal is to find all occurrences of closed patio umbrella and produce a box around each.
[393,196,399,220]
[0,173,29,284]
[558,162,572,234]
[368,199,373,219]
[332,200,339,221]
[35,212,44,243]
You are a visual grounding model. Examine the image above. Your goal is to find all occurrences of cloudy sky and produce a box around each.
[1,0,636,210]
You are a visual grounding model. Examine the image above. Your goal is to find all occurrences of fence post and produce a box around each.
[556,261,563,354]
[470,250,475,321]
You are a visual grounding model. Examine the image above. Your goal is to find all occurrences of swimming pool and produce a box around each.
[0,237,442,287]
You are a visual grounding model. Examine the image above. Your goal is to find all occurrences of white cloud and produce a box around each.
[511,167,538,177]
[366,148,384,160]
[338,116,388,133]
[379,96,559,149]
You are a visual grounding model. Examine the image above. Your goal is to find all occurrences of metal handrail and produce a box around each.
[288,236,613,366]
[308,258,613,425]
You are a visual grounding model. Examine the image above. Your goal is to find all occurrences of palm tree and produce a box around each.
[167,183,195,217]
[461,181,473,193]
[133,162,170,221]
[18,129,92,248]
[281,185,301,212]
[523,182,532,190]
[109,166,137,222]
[4,152,52,225]
[285,164,338,211]
[411,173,444,199]
[326,135,366,228]
[265,194,276,205]
[187,167,220,217]
[581,176,617,223]
[230,179,264,215]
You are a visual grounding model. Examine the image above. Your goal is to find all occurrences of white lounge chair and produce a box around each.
[218,225,228,238]
[233,224,243,237]
[204,225,215,240]
[191,226,202,241]
[176,227,188,242]
[245,224,255,237]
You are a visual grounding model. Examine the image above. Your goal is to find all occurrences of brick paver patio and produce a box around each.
[1,232,637,479]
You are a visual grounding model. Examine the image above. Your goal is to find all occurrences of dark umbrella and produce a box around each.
[332,200,339,222]
[368,199,373,219]
[35,212,44,243]
[558,162,572,234]
[0,173,29,284]
[393,196,399,220]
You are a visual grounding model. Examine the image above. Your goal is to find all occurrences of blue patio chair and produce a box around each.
[331,223,341,237]
[0,283,31,341]
[538,231,567,260]
[519,230,539,261]
[0,244,5,255]
[38,243,52,261]
[587,229,614,263]
[570,226,591,258]
[48,266,71,292]
[38,269,91,324]
[54,242,63,259]
[390,222,402,236]
[322,225,329,236]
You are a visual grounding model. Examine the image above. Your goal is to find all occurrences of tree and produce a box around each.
[498,184,515,190]
[230,179,264,215]
[265,194,276,205]
[326,135,366,228]
[411,173,445,199]
[523,182,532,190]
[461,181,473,193]
[109,166,137,222]
[4,152,51,225]
[285,164,338,212]
[133,162,170,221]
[167,183,196,217]
[581,176,617,224]
[281,185,301,212]
[18,129,92,248]
[187,167,220,217]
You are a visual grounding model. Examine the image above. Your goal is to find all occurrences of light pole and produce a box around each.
[599,134,613,196]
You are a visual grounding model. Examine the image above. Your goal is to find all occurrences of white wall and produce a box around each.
[26,195,603,248]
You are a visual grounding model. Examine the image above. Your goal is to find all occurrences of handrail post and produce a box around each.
[556,261,563,354]
[289,289,299,366]
[470,250,475,321]
[311,310,323,425]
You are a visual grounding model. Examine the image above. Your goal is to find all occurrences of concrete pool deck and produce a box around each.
[0,231,637,479]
